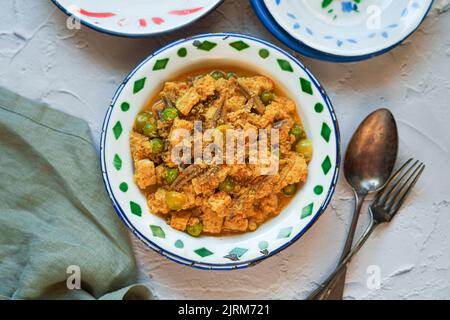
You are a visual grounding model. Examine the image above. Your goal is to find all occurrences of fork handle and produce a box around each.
[307,220,378,300]
[309,191,366,300]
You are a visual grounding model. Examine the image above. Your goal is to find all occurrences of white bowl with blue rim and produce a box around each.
[51,0,223,37]
[252,0,434,62]
[100,33,340,269]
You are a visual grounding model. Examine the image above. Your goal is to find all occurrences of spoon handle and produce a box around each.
[308,219,377,300]
[309,190,366,300]
[341,190,367,260]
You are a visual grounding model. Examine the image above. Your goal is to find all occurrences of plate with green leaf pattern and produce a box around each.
[100,33,340,269]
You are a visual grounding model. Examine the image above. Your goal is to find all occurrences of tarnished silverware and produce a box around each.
[309,158,425,299]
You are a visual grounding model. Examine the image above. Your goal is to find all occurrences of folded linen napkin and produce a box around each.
[0,88,151,300]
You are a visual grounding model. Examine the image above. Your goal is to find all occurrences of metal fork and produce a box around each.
[308,158,425,300]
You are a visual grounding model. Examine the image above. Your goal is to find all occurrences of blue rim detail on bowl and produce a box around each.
[51,0,225,38]
[250,0,434,63]
[100,33,341,270]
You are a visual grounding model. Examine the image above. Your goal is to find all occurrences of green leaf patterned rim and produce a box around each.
[100,33,340,270]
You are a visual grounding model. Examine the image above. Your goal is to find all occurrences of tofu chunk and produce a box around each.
[194,75,216,98]
[130,132,152,161]
[201,209,224,234]
[206,191,231,217]
[134,159,156,189]
[176,88,201,116]
[238,76,274,96]
[170,211,192,231]
[175,75,216,116]
[223,216,249,232]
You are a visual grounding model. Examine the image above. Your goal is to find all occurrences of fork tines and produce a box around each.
[373,158,425,215]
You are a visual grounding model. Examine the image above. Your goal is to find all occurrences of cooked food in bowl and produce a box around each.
[130,68,312,237]
[102,33,339,268]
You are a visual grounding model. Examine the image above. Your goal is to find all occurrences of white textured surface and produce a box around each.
[1,0,449,300]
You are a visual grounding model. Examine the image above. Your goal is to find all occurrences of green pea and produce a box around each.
[282,184,297,196]
[227,72,237,80]
[290,125,306,142]
[210,71,224,80]
[165,168,179,185]
[165,191,186,211]
[135,112,151,132]
[219,176,235,193]
[295,138,313,162]
[260,91,274,105]
[142,123,158,138]
[186,223,203,237]
[150,138,164,154]
[161,106,179,122]
[146,110,156,119]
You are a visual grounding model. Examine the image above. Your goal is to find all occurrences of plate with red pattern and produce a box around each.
[52,0,223,37]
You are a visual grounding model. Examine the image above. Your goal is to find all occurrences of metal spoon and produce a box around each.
[309,108,398,300]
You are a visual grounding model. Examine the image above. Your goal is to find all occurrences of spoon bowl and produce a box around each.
[344,108,398,194]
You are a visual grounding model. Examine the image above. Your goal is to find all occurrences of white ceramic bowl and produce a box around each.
[264,0,433,58]
[52,0,223,37]
[100,33,340,269]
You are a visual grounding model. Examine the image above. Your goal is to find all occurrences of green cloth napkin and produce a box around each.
[0,88,152,300]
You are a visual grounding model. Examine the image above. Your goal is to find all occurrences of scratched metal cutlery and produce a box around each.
[309,158,425,299]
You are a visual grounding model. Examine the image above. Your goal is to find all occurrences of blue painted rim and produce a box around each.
[250,0,434,63]
[100,33,341,270]
[51,0,224,38]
